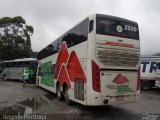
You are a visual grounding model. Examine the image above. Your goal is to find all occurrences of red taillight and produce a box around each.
[137,66,141,91]
[92,61,101,92]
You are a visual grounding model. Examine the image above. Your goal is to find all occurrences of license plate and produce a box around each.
[116,96,124,101]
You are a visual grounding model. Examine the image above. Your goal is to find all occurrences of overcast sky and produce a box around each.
[0,0,160,55]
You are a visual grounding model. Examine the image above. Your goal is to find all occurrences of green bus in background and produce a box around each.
[2,58,38,83]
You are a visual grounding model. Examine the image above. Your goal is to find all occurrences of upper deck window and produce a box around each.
[96,17,139,40]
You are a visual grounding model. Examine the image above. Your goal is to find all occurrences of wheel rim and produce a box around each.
[57,85,62,99]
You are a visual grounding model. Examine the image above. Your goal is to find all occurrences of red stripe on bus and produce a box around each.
[105,42,134,48]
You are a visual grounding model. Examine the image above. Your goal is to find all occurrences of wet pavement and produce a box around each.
[0,80,160,120]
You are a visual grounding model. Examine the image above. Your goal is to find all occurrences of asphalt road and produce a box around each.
[0,80,160,120]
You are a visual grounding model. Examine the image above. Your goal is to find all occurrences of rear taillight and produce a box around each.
[137,66,140,91]
[92,61,101,92]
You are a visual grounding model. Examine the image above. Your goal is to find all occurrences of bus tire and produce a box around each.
[64,85,73,104]
[56,84,63,100]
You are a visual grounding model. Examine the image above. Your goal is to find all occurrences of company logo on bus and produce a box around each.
[113,74,129,84]
[117,25,123,33]
[113,74,132,93]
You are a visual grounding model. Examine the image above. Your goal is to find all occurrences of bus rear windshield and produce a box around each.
[96,17,139,40]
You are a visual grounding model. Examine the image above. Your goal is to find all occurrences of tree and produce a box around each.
[0,16,34,60]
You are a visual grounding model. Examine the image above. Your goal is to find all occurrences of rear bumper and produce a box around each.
[86,91,140,106]
[101,91,140,105]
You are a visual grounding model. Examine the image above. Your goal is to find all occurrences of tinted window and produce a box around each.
[37,18,89,60]
[4,62,14,68]
[62,28,76,48]
[96,17,139,40]
[89,20,94,33]
[76,19,88,36]
[61,19,88,48]
[16,62,24,67]
[37,39,59,60]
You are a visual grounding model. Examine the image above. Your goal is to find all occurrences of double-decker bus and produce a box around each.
[37,14,140,105]
[2,58,38,83]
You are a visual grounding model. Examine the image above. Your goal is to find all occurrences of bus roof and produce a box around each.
[141,56,160,58]
[96,14,138,25]
[3,58,37,63]
[140,56,160,60]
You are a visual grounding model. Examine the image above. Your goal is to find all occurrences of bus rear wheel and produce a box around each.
[64,86,73,104]
[56,84,63,100]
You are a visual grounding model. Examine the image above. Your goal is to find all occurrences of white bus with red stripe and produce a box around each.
[36,14,140,106]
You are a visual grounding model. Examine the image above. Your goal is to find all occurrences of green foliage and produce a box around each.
[0,16,34,60]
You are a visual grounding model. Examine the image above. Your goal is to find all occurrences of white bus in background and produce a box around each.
[36,14,140,106]
[140,56,160,90]
[2,58,38,83]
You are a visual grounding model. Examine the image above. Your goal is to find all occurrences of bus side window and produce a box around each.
[89,20,94,33]
[38,67,41,76]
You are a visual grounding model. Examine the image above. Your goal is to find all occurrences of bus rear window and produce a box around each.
[96,17,139,40]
